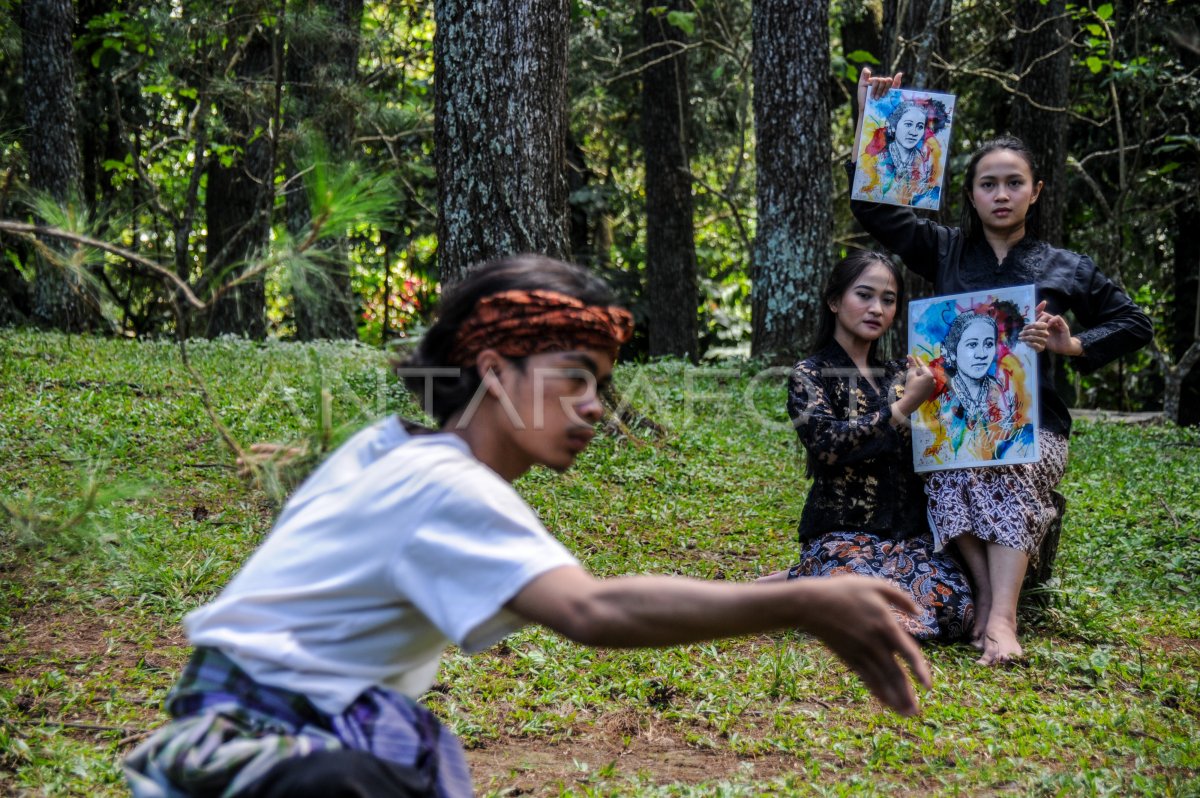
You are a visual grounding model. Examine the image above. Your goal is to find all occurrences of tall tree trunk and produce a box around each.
[0,259,31,326]
[21,0,96,331]
[285,0,362,341]
[877,0,949,304]
[434,0,570,285]
[1170,171,1200,426]
[205,4,278,339]
[750,0,833,360]
[881,0,951,90]
[838,0,883,123]
[566,132,594,267]
[1010,0,1070,248]
[77,0,123,216]
[1010,0,1075,404]
[641,0,698,360]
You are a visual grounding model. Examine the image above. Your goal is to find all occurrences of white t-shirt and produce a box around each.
[185,417,579,714]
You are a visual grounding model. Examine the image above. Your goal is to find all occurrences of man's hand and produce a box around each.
[801,575,933,717]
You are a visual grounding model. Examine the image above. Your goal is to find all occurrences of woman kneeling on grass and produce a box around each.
[761,250,992,643]
[124,254,931,798]
[850,70,1152,665]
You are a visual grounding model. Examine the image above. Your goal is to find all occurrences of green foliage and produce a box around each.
[0,1,1191,398]
[1,331,1198,795]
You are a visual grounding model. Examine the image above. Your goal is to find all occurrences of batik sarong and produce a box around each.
[788,531,975,641]
[124,647,473,798]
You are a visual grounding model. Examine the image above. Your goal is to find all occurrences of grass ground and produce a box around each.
[1,328,1197,796]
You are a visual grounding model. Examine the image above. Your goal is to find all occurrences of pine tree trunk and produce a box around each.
[0,259,31,326]
[641,0,698,360]
[1011,0,1071,248]
[205,4,277,339]
[881,0,951,90]
[285,0,361,341]
[434,0,570,285]
[21,0,95,331]
[1172,192,1200,425]
[750,0,833,360]
[838,0,883,122]
[876,0,949,301]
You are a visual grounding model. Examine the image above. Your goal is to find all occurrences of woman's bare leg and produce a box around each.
[953,534,991,650]
[756,569,790,583]
[978,543,1029,665]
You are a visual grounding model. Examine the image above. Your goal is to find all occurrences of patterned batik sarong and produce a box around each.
[788,531,975,641]
[925,430,1069,565]
[124,647,473,798]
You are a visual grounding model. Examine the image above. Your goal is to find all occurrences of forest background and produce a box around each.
[2,0,1198,424]
[2,2,1200,795]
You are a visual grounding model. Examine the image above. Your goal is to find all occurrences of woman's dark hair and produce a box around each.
[397,254,618,426]
[960,135,1042,241]
[812,249,904,364]
[941,311,998,376]
[798,250,902,478]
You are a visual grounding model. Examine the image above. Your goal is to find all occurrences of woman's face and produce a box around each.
[830,262,899,346]
[893,108,926,151]
[969,149,1043,236]
[954,319,997,380]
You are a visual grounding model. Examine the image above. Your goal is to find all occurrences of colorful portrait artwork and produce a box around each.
[852,88,956,211]
[908,285,1041,473]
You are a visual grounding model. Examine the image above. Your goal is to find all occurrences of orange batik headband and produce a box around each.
[447,289,634,367]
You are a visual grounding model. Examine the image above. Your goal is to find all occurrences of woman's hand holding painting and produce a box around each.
[1019,301,1051,353]
[1036,305,1085,356]
[892,355,935,422]
[857,68,903,113]
[854,68,904,160]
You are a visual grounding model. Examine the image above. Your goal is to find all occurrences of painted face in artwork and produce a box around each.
[955,319,997,380]
[894,108,926,152]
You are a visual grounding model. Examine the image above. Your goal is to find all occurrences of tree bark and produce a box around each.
[750,0,833,360]
[641,0,698,360]
[881,0,951,90]
[837,0,883,123]
[1010,0,1071,248]
[284,0,362,341]
[0,259,31,326]
[21,0,96,331]
[205,3,277,339]
[434,0,570,285]
[874,0,948,305]
[1171,189,1200,425]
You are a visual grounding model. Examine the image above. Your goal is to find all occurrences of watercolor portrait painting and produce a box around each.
[852,87,956,210]
[909,285,1041,472]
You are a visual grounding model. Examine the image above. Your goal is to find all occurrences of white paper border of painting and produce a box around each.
[851,88,956,211]
[908,284,1041,473]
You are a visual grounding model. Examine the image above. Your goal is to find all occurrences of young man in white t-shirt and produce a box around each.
[125,255,932,798]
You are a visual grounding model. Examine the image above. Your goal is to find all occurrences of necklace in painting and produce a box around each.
[951,373,989,421]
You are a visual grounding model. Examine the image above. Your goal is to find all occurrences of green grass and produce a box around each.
[1,328,1198,796]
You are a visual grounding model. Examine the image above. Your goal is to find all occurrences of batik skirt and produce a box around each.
[925,430,1069,565]
[787,531,975,641]
[124,647,473,798]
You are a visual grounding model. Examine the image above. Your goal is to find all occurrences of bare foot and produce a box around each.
[976,622,1023,666]
[969,600,991,651]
